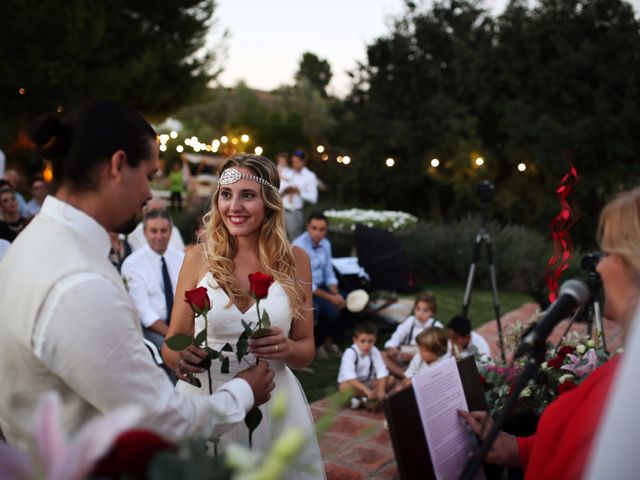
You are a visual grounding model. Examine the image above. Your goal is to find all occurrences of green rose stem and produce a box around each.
[203,314,212,395]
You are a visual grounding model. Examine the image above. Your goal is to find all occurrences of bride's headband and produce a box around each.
[218,167,279,194]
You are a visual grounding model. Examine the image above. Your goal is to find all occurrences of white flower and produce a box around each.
[576,344,586,354]
[540,361,548,370]
[519,387,532,398]
[586,339,595,348]
[559,373,575,384]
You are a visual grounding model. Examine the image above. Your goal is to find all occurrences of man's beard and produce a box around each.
[114,215,140,235]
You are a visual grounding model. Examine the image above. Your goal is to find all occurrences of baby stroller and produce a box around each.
[332,224,414,325]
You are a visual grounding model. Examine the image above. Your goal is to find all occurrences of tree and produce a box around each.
[294,52,333,97]
[0,0,222,147]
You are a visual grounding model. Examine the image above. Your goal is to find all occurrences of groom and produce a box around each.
[0,100,275,447]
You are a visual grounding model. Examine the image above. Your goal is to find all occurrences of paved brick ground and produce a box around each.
[311,398,398,480]
[313,301,622,479]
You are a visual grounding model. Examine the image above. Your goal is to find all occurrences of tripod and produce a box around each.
[461,213,507,364]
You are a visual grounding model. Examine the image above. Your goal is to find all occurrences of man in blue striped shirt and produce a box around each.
[293,212,346,359]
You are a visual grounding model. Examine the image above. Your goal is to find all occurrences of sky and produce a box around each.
[212,0,640,97]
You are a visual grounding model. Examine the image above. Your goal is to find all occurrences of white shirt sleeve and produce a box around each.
[299,170,318,205]
[404,353,422,379]
[472,331,492,363]
[384,317,413,349]
[121,256,162,328]
[33,273,253,441]
[337,348,358,383]
[371,347,389,379]
[430,318,444,329]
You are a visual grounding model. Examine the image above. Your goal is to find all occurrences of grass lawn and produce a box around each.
[293,285,535,403]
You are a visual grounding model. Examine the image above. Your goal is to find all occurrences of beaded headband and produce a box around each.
[218,167,279,193]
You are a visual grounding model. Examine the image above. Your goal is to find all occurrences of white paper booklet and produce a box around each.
[412,357,486,480]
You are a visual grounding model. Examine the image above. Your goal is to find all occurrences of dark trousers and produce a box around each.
[313,286,357,346]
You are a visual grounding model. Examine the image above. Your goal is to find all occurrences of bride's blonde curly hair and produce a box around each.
[201,154,305,320]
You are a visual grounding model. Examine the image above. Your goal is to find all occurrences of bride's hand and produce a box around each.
[249,326,288,360]
[176,344,207,380]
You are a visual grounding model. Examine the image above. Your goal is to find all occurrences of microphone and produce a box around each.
[515,279,590,358]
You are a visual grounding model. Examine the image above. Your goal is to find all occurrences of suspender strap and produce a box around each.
[349,346,375,381]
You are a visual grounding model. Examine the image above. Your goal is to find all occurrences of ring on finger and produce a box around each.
[275,344,279,352]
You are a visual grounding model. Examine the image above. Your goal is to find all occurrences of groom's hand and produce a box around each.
[235,359,275,407]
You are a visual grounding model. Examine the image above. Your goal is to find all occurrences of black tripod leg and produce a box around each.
[485,238,506,364]
[462,234,483,317]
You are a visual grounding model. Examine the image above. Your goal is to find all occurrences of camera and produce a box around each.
[580,251,602,274]
[475,180,495,205]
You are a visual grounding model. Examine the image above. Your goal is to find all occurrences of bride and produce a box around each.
[162,154,325,479]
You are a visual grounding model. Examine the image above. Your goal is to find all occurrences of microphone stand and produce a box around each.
[460,343,546,480]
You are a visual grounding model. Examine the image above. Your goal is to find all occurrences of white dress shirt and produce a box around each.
[279,166,318,211]
[121,244,184,327]
[338,344,389,383]
[26,196,252,441]
[0,239,9,262]
[128,221,185,252]
[454,331,492,365]
[384,316,444,349]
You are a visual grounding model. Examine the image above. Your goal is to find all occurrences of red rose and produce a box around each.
[557,345,574,358]
[184,286,211,315]
[90,429,176,478]
[248,272,275,299]
[558,381,578,395]
[548,355,565,369]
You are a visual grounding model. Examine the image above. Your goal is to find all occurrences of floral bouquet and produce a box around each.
[479,324,610,419]
[0,391,309,480]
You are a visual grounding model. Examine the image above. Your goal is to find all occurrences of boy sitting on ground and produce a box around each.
[382,291,443,378]
[447,314,492,366]
[402,327,451,386]
[338,321,394,409]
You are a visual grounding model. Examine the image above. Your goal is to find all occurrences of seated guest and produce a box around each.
[382,291,443,378]
[25,178,48,217]
[3,169,27,218]
[108,232,132,273]
[447,314,492,366]
[122,210,185,355]
[127,198,185,252]
[293,211,346,359]
[402,327,452,385]
[338,321,392,408]
[461,187,640,478]
[0,188,28,242]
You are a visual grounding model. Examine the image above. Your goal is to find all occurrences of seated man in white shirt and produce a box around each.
[127,198,185,252]
[447,315,492,366]
[122,210,184,353]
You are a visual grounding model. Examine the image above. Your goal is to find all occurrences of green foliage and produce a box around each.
[295,52,333,97]
[0,0,220,144]
[325,0,640,245]
[401,216,551,295]
[174,78,334,159]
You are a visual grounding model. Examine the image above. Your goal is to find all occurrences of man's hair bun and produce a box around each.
[27,114,71,160]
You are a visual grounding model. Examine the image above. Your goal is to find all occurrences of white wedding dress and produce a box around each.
[176,272,326,479]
